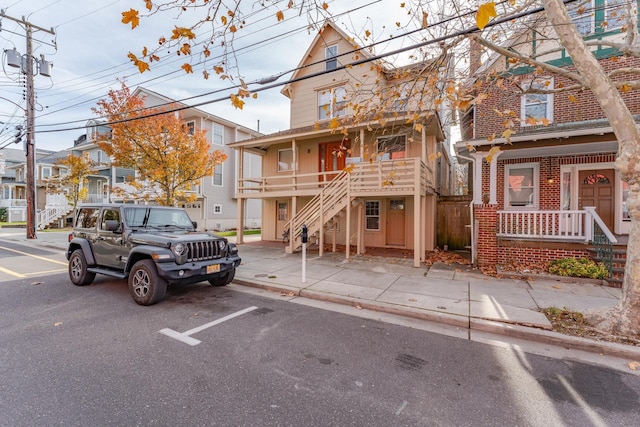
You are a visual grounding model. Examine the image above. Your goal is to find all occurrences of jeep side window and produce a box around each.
[100,209,121,231]
[124,207,147,227]
[76,208,99,229]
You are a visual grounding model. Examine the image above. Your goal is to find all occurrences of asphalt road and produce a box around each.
[1,241,639,426]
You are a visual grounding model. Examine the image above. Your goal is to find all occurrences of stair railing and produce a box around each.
[584,206,617,277]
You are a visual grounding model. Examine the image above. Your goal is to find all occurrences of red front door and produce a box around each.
[319,141,348,182]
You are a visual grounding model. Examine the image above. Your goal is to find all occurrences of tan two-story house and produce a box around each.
[230,21,449,267]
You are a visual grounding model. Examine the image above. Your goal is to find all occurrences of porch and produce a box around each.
[492,208,626,285]
[236,158,436,268]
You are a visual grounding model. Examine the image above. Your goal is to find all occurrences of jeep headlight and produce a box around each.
[217,240,227,252]
[172,242,188,264]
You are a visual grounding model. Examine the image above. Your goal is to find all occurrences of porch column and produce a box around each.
[359,129,365,159]
[319,195,324,257]
[470,152,484,205]
[357,201,363,255]
[414,192,421,267]
[237,147,244,196]
[420,195,426,262]
[488,151,502,205]
[236,198,245,244]
[291,139,297,190]
[421,126,427,164]
[345,174,351,261]
[289,196,297,254]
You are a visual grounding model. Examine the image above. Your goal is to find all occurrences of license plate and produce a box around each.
[206,264,220,274]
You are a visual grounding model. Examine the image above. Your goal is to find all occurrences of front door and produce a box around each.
[276,200,289,241]
[579,169,614,231]
[386,199,405,246]
[319,141,348,182]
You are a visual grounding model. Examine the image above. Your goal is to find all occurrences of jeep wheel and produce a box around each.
[69,249,96,286]
[208,268,235,287]
[128,260,167,306]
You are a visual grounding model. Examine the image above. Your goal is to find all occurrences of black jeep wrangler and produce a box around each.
[66,204,241,305]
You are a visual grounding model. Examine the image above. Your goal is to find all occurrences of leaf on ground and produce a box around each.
[54,322,63,327]
[628,361,639,370]
[552,285,563,290]
[355,305,363,310]
[31,281,44,285]
[408,298,417,302]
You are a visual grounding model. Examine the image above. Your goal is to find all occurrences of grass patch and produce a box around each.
[0,221,26,228]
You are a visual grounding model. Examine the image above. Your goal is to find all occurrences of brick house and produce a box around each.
[456,2,632,281]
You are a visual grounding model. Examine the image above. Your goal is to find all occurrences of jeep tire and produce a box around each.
[208,268,235,287]
[128,259,167,306]
[69,249,96,286]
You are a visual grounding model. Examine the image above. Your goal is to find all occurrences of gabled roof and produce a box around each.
[281,20,380,98]
[133,87,262,137]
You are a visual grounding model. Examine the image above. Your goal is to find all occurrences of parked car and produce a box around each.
[66,204,241,305]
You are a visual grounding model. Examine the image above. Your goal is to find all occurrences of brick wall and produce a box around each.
[475,204,498,265]
[472,56,640,139]
[496,246,590,265]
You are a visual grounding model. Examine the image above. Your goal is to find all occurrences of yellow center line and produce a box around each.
[0,245,68,266]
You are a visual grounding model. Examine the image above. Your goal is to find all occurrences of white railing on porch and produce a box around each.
[37,193,72,230]
[497,207,617,243]
[0,198,28,208]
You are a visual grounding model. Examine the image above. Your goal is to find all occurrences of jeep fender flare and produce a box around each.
[124,246,173,274]
[67,238,96,266]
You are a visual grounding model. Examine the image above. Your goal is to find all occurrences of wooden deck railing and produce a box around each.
[238,158,433,196]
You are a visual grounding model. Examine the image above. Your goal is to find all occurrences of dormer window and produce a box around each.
[185,121,195,136]
[325,45,338,71]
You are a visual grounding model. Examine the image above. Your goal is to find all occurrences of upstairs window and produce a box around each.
[278,148,295,172]
[568,2,593,35]
[212,164,223,186]
[185,121,195,136]
[521,78,553,125]
[213,123,224,145]
[605,0,626,30]
[377,135,407,160]
[318,86,346,120]
[325,45,338,70]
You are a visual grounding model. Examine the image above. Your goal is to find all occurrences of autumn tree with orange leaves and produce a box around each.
[92,82,226,206]
[44,153,98,211]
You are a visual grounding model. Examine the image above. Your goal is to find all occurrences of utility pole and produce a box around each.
[1,11,55,239]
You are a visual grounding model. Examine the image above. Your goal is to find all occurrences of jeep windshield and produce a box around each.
[124,207,195,231]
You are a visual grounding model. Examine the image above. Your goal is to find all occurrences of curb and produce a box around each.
[233,277,640,361]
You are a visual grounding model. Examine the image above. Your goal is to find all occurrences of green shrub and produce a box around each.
[548,257,609,279]
[0,208,6,222]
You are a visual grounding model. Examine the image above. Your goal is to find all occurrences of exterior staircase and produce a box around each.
[283,170,351,253]
[37,194,73,230]
[588,242,627,287]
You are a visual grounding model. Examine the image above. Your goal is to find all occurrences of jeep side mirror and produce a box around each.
[192,221,198,230]
[105,220,121,233]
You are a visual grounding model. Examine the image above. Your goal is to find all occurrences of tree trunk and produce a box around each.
[543,0,640,335]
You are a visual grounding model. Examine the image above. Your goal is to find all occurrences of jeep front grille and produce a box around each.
[186,241,221,262]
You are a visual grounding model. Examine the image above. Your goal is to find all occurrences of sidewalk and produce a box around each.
[2,229,638,360]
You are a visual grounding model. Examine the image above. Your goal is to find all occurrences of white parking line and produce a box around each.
[159,306,259,346]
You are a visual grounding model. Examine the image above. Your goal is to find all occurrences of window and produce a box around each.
[317,86,346,120]
[41,166,51,179]
[568,2,593,35]
[213,204,222,214]
[278,148,295,172]
[76,208,99,229]
[185,121,195,136]
[605,0,626,31]
[213,164,223,186]
[100,209,120,230]
[505,163,539,209]
[377,135,407,160]
[365,200,380,230]
[521,78,553,124]
[325,45,338,70]
[213,123,224,145]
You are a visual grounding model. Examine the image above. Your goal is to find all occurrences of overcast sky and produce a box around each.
[0,0,418,152]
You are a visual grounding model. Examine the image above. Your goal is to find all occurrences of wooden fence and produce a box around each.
[436,195,472,250]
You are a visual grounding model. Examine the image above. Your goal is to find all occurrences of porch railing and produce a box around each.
[497,210,589,240]
[238,158,433,195]
[0,198,28,208]
[497,208,618,244]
